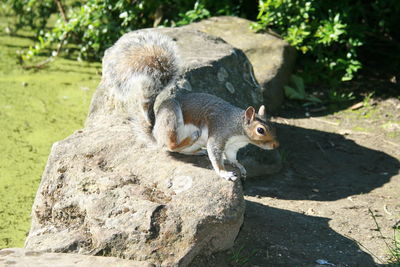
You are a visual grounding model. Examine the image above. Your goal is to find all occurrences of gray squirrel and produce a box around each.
[102,31,279,181]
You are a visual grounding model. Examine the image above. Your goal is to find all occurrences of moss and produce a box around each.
[0,18,101,248]
[352,126,367,132]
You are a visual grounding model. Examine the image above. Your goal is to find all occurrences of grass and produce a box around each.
[0,16,101,248]
[368,209,400,265]
[385,222,400,266]
[229,245,258,265]
[389,226,400,267]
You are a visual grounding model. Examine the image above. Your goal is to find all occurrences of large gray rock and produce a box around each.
[24,28,264,267]
[185,16,296,111]
[25,122,244,266]
[0,248,150,267]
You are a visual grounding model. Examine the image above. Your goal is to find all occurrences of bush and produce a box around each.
[2,0,56,34]
[252,0,400,86]
[2,0,245,62]
[3,0,399,88]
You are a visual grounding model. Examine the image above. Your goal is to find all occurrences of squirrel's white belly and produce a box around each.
[224,135,250,161]
[179,124,208,154]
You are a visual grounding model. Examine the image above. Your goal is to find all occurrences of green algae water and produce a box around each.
[0,19,101,248]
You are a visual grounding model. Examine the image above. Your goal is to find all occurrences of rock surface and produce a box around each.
[25,119,244,266]
[0,248,150,267]
[23,28,269,266]
[185,16,296,111]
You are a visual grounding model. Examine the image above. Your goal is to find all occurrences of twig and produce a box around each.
[21,36,67,70]
[368,208,393,252]
[55,0,68,22]
[21,0,69,70]
[21,58,52,70]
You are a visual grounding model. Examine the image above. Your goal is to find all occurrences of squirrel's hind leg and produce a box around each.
[154,99,200,152]
[165,131,198,152]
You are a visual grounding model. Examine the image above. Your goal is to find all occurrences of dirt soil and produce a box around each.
[193,98,400,267]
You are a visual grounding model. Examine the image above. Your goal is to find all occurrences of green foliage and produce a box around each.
[175,1,210,27]
[252,0,399,86]
[4,0,399,91]
[368,209,400,265]
[388,223,400,265]
[230,246,258,265]
[21,0,169,61]
[3,0,244,62]
[362,92,375,107]
[284,74,321,104]
[327,90,355,103]
[1,0,56,34]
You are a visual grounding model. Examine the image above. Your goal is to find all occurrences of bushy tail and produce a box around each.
[102,30,180,131]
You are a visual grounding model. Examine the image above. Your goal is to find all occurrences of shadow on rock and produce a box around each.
[168,152,211,170]
[245,123,399,201]
[192,200,377,266]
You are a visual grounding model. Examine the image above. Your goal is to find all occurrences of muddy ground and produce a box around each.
[193,98,400,266]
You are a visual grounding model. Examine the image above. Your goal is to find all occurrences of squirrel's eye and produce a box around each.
[257,127,265,135]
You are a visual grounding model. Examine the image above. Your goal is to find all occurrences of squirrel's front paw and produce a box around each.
[191,130,201,141]
[228,161,246,179]
[219,170,238,181]
[236,164,247,179]
[195,149,207,156]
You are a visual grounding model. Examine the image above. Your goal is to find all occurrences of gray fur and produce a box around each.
[152,98,183,147]
[102,30,180,125]
[177,93,245,137]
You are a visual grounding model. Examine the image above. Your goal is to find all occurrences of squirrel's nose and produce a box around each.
[272,140,279,149]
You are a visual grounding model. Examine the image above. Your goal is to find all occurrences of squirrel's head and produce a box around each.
[243,105,279,150]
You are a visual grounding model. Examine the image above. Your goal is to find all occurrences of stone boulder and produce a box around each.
[24,28,271,267]
[185,16,296,111]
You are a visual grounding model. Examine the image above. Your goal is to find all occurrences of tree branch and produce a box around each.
[55,0,68,22]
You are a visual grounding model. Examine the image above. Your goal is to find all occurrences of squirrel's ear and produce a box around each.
[258,105,266,119]
[245,106,255,124]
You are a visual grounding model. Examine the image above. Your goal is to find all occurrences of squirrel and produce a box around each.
[102,30,279,181]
